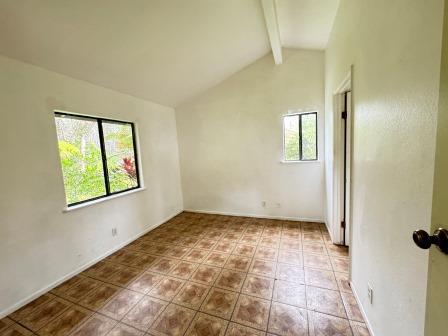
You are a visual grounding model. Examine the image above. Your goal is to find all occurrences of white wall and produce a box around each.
[324,1,445,335]
[176,49,325,221]
[0,56,183,316]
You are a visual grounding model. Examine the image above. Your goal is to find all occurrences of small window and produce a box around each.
[54,112,140,206]
[283,112,317,161]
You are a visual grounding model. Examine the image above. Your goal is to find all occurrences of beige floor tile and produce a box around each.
[37,304,92,336]
[78,283,120,311]
[302,242,328,255]
[277,250,303,265]
[253,247,278,261]
[148,277,185,301]
[303,254,332,271]
[8,293,56,322]
[306,286,347,319]
[225,256,251,272]
[204,252,230,268]
[21,297,71,331]
[185,312,228,336]
[341,292,364,322]
[248,260,276,278]
[225,322,266,336]
[350,321,371,336]
[71,313,117,336]
[149,303,195,336]
[169,261,199,280]
[0,318,13,333]
[334,272,352,293]
[231,294,270,331]
[215,269,246,292]
[173,282,210,309]
[200,287,239,319]
[148,258,180,274]
[122,296,167,331]
[233,245,256,258]
[272,280,306,308]
[267,302,308,336]
[107,323,144,336]
[275,263,304,284]
[190,265,221,286]
[304,268,338,290]
[331,257,350,273]
[1,323,34,336]
[308,311,352,336]
[98,289,142,320]
[241,275,274,299]
[127,271,165,294]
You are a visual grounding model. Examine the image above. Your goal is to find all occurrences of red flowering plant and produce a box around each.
[122,157,137,180]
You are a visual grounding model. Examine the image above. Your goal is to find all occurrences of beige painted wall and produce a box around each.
[176,49,325,220]
[325,1,445,335]
[425,2,448,335]
[0,56,183,316]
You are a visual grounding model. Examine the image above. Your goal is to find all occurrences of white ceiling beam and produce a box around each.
[261,0,282,65]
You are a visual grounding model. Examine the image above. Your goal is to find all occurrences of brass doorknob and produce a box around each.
[413,228,448,254]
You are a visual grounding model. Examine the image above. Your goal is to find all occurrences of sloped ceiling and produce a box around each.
[277,0,340,50]
[0,0,339,107]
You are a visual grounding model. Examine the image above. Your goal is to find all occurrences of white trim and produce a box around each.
[334,71,352,95]
[350,281,376,336]
[0,209,182,319]
[63,187,146,212]
[185,209,324,223]
[54,109,135,124]
[329,68,353,246]
[282,110,319,117]
[280,160,322,164]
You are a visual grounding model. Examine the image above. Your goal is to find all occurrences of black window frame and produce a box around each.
[54,111,141,207]
[283,111,318,162]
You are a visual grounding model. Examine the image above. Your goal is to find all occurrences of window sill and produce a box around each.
[63,187,146,212]
[280,160,322,164]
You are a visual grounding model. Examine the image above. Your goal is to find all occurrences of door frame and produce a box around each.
[331,68,353,247]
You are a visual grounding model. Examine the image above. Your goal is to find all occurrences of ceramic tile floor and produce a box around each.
[1,212,371,336]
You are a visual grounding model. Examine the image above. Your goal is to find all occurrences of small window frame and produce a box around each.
[54,111,142,207]
[282,111,318,162]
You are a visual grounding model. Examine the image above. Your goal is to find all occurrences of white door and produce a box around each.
[344,91,352,246]
[424,3,448,334]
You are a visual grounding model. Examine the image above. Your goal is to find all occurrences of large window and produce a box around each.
[54,112,140,206]
[283,112,318,161]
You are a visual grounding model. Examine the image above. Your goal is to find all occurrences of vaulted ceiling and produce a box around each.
[0,0,339,107]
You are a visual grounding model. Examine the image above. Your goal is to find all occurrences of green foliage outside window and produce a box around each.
[283,113,317,161]
[55,115,138,205]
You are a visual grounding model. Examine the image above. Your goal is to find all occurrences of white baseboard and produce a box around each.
[184,208,324,223]
[0,210,182,319]
[350,281,375,336]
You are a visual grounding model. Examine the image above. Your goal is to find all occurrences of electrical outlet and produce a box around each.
[367,284,373,304]
[112,228,118,237]
[261,201,267,208]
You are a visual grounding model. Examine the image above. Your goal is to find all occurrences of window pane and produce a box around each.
[102,121,138,193]
[284,115,300,161]
[55,115,106,204]
[301,113,317,160]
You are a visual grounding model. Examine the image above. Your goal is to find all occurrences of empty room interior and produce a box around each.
[1,1,448,336]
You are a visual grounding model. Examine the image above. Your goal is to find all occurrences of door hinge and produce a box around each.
[341,221,346,229]
[341,111,347,119]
